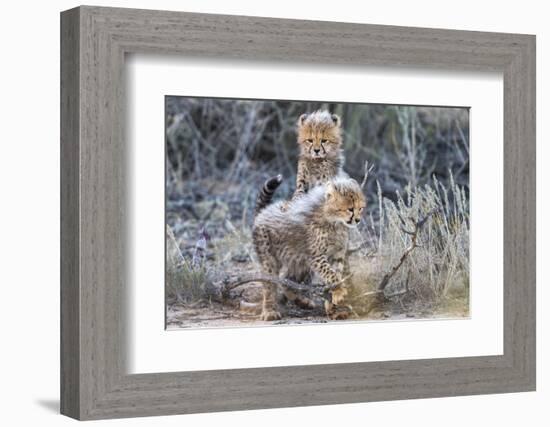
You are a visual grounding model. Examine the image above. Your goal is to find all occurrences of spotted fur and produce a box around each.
[293,110,346,202]
[253,177,366,320]
[255,174,283,214]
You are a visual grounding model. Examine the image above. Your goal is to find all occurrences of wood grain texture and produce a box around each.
[60,5,536,420]
[60,7,80,419]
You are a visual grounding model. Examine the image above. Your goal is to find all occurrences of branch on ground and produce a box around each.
[362,207,439,308]
[222,274,311,298]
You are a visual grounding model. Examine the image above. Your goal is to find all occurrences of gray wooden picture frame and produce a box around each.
[60,5,536,421]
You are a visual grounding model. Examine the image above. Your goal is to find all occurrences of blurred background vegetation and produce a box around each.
[165,97,470,327]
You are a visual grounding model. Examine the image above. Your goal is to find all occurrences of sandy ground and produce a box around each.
[166,281,469,330]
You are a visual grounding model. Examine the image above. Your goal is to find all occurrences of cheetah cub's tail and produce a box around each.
[255,174,283,214]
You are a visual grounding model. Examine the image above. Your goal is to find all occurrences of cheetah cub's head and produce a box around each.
[323,178,366,228]
[297,110,342,160]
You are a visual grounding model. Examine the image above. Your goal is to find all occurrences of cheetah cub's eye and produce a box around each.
[305,139,313,144]
[321,139,328,143]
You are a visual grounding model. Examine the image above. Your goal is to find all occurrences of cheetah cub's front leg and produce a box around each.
[329,254,350,306]
[330,285,349,305]
[324,289,351,320]
[310,250,351,320]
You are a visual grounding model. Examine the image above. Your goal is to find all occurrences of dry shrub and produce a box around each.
[348,174,469,314]
[166,258,212,304]
[165,219,259,305]
[167,175,469,318]
[165,226,219,304]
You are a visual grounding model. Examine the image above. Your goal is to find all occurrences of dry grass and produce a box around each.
[165,98,470,325]
[347,174,469,315]
[166,174,469,321]
[166,218,257,304]
[166,258,211,303]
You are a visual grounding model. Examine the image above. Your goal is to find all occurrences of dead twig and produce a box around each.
[222,275,311,297]
[223,273,350,313]
[376,207,439,293]
[360,160,375,189]
[324,274,353,292]
[361,208,439,313]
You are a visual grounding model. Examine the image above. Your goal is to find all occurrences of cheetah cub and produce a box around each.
[253,175,366,321]
[293,110,346,201]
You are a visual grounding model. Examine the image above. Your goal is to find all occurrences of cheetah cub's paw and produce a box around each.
[331,285,348,305]
[260,309,282,321]
[330,306,352,320]
[324,301,352,320]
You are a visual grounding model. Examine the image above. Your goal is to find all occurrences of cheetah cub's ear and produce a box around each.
[331,113,341,127]
[298,113,308,126]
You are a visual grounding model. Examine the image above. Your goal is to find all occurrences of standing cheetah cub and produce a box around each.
[253,176,366,321]
[293,110,346,201]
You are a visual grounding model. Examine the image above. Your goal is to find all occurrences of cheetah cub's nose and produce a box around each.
[355,218,361,224]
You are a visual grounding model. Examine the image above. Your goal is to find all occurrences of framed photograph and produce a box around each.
[164,97,471,330]
[61,6,536,420]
